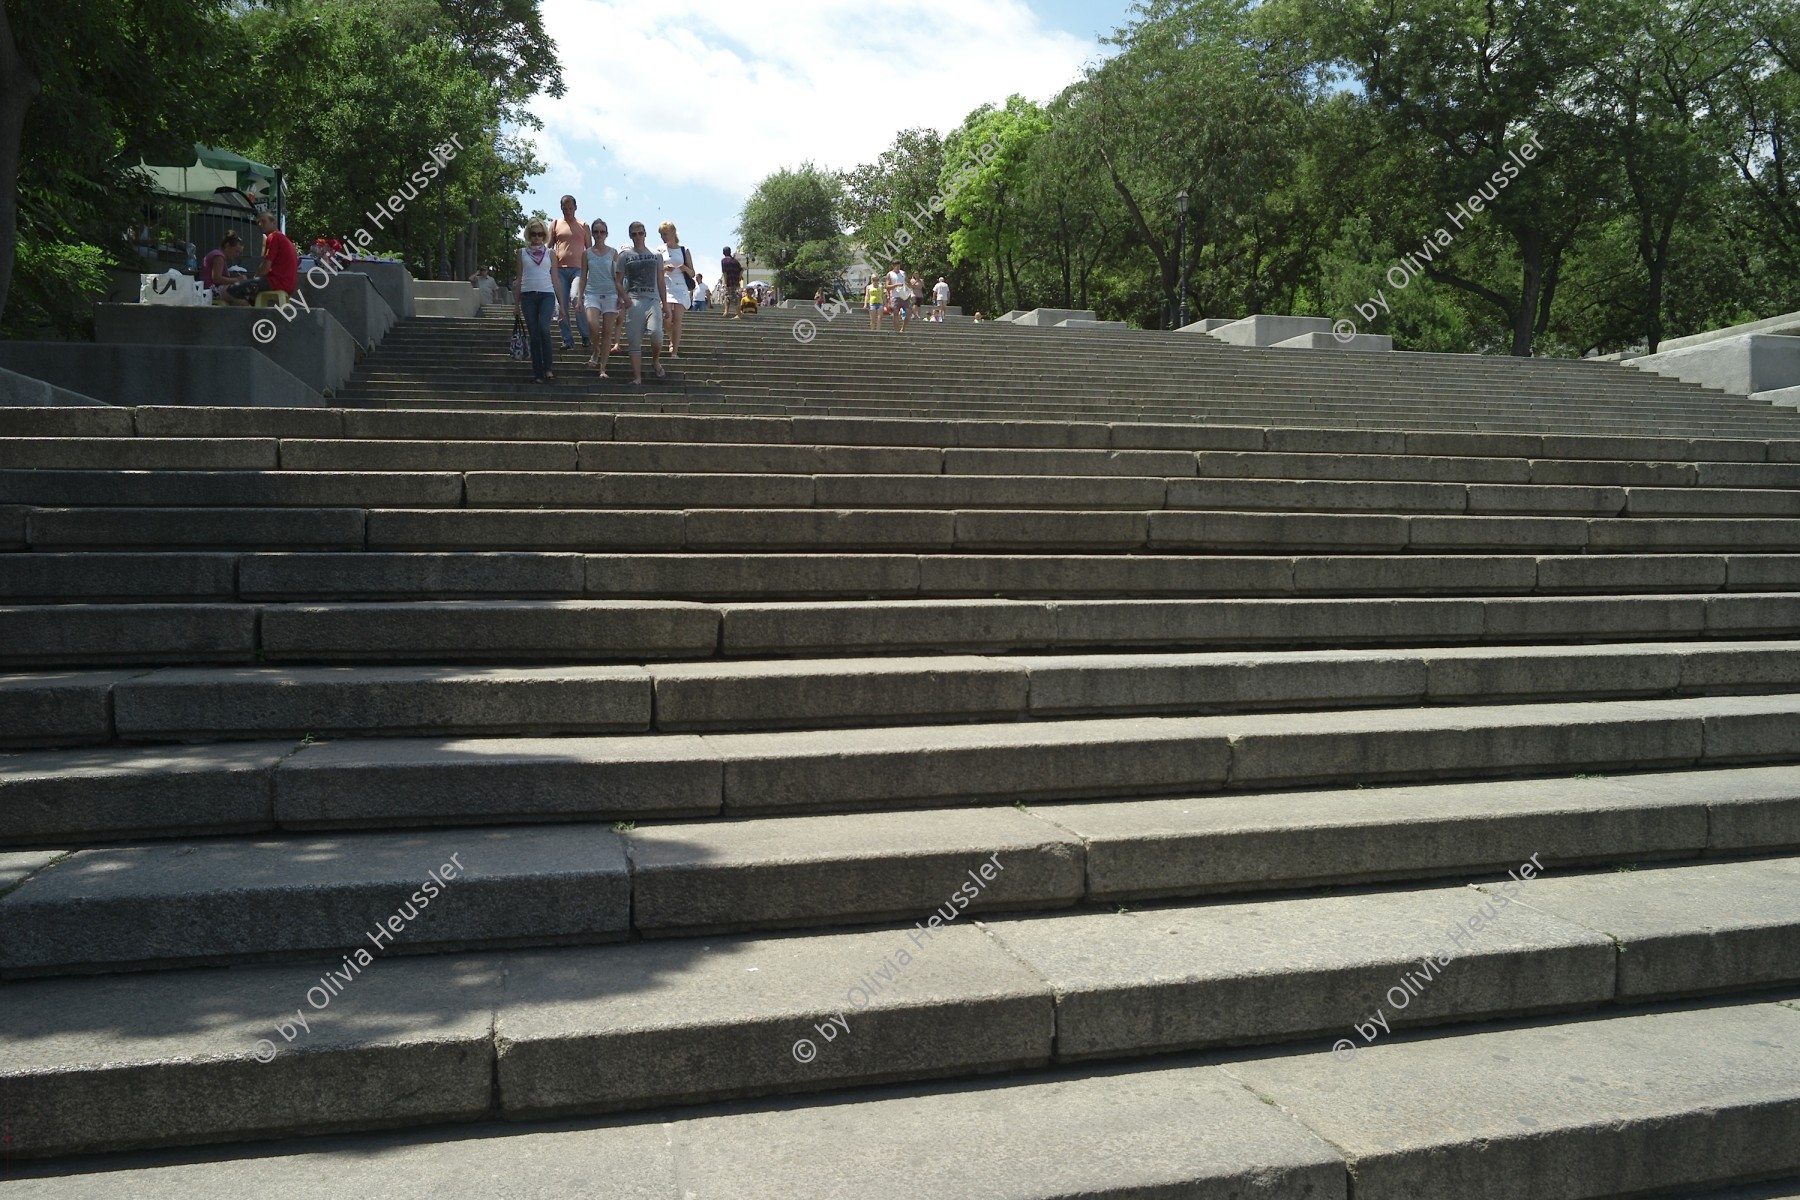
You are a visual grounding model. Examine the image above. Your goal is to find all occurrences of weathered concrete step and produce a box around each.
[18,1008,1800,1199]
[0,470,464,508]
[9,410,1796,461]
[18,640,1800,745]
[10,692,1800,839]
[0,827,628,976]
[9,592,1800,668]
[626,765,1800,933]
[30,505,1800,553]
[4,866,1799,1161]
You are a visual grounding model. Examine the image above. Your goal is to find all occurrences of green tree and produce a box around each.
[737,163,850,297]
[1,0,245,332]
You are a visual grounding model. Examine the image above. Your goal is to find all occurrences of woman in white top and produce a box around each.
[511,219,562,383]
[658,221,695,357]
[578,221,622,375]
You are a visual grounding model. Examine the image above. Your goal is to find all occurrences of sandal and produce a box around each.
[653,364,666,380]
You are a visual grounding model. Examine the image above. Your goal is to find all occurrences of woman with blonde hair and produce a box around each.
[512,219,562,383]
[657,220,695,357]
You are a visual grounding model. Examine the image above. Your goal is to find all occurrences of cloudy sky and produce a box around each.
[519,0,1138,276]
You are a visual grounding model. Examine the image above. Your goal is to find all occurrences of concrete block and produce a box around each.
[1040,774,1706,900]
[114,664,650,739]
[1536,553,1726,593]
[1200,450,1529,484]
[1707,593,1800,635]
[789,416,955,447]
[1695,461,1800,487]
[0,849,63,891]
[0,343,321,407]
[1009,307,1098,326]
[0,1119,680,1198]
[0,406,133,436]
[259,600,718,662]
[0,742,283,844]
[28,506,364,550]
[347,409,614,442]
[1263,427,1408,455]
[1626,486,1800,516]
[293,269,396,348]
[494,928,1053,1115]
[468,470,813,509]
[0,825,629,973]
[1175,317,1238,332]
[411,280,482,317]
[956,420,1110,449]
[133,405,343,437]
[1632,332,1800,395]
[281,439,577,472]
[0,671,142,747]
[1685,437,1772,462]
[707,717,1234,813]
[650,656,1027,731]
[721,600,1058,654]
[0,552,238,601]
[0,469,460,508]
[816,473,1164,510]
[240,552,585,600]
[1757,385,1800,408]
[1668,692,1800,762]
[1466,484,1625,515]
[0,436,277,469]
[354,260,416,318]
[1293,555,1536,595]
[1480,596,1707,639]
[1727,556,1800,591]
[1488,857,1800,998]
[0,955,496,1156]
[1407,515,1590,550]
[587,553,920,599]
[945,447,1196,476]
[95,303,358,395]
[1590,517,1800,551]
[919,554,1295,597]
[1207,314,1333,346]
[579,439,940,475]
[1107,422,1266,450]
[1624,764,1800,851]
[1228,1003,1800,1200]
[614,413,792,444]
[366,510,684,550]
[1538,434,1690,462]
[684,508,954,550]
[1168,477,1465,512]
[1223,699,1703,787]
[0,366,108,408]
[953,509,1148,550]
[987,886,1613,1061]
[628,808,1083,934]
[1530,458,1696,487]
[0,603,257,666]
[1660,309,1800,351]
[1272,331,1392,350]
[1050,598,1488,649]
[1422,643,1687,701]
[1006,649,1426,716]
[1054,318,1128,329]
[273,734,721,826]
[1405,431,1544,458]
[1149,511,1410,551]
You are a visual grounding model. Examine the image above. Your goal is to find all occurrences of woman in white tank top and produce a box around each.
[658,221,692,357]
[512,219,561,383]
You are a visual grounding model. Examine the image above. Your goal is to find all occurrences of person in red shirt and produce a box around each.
[224,210,298,305]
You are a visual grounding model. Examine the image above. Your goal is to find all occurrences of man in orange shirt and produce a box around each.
[549,194,590,351]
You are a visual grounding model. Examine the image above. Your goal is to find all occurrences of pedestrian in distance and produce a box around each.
[513,219,562,384]
[614,220,667,385]
[865,274,883,330]
[577,219,622,377]
[199,230,243,300]
[720,246,744,317]
[933,276,949,322]
[550,195,591,351]
[884,261,909,333]
[693,274,709,311]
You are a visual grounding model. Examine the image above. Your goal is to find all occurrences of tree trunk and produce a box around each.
[1512,230,1544,357]
[0,0,41,326]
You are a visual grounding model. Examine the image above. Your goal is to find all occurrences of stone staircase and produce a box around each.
[3,316,1800,1196]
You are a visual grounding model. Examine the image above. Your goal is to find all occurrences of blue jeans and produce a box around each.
[521,291,556,379]
[556,266,585,346]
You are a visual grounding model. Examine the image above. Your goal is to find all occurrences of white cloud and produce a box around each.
[527,0,1097,197]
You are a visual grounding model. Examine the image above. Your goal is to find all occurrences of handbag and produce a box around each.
[509,315,527,360]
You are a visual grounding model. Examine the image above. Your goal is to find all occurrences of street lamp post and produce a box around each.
[1174,189,1190,330]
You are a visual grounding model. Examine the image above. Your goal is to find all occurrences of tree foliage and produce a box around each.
[737,163,851,297]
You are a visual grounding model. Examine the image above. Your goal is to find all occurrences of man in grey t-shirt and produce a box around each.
[613,222,667,384]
